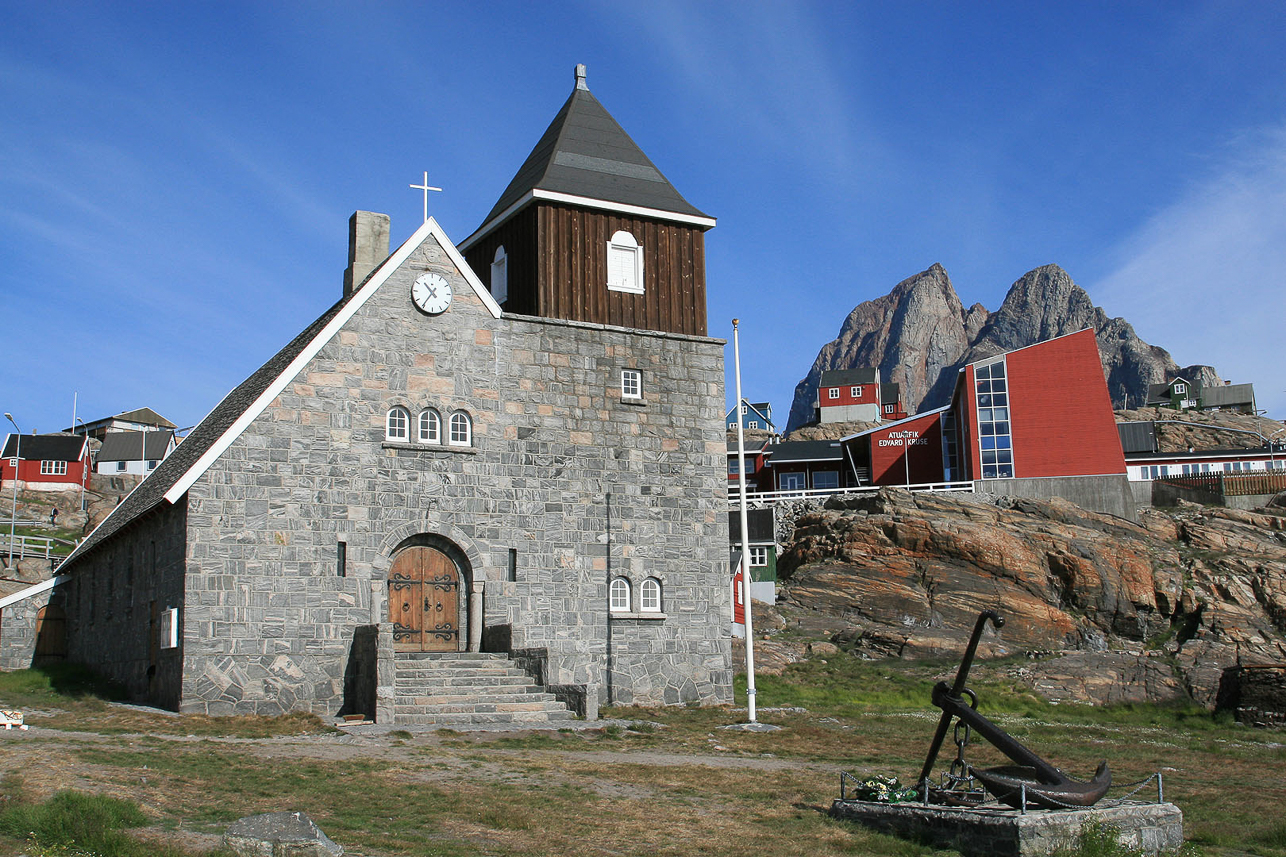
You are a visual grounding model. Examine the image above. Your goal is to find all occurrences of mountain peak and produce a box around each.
[786,264,1205,432]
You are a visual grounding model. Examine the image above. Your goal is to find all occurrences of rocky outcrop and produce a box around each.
[786,264,1218,432]
[1116,406,1282,453]
[775,489,1286,707]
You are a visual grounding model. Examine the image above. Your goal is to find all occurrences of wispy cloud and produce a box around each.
[1095,125,1286,418]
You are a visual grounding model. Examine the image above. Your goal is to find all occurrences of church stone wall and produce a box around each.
[177,234,731,715]
[58,501,188,709]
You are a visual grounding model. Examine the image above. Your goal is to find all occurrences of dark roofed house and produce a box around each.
[728,508,777,605]
[817,368,882,423]
[1,433,90,491]
[1200,382,1256,414]
[66,408,176,442]
[880,382,906,421]
[95,429,178,476]
[1146,378,1199,411]
[766,439,849,493]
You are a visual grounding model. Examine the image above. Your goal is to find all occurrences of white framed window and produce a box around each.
[448,411,472,446]
[813,470,840,490]
[160,606,179,649]
[885,405,894,414]
[1174,383,1186,394]
[418,409,441,444]
[828,388,840,399]
[740,404,748,415]
[606,230,643,294]
[852,386,861,397]
[610,577,631,612]
[491,246,508,304]
[748,420,758,429]
[116,460,127,472]
[749,546,768,567]
[386,406,410,441]
[780,472,806,491]
[621,369,642,400]
[40,460,68,476]
[640,578,661,613]
[728,459,740,475]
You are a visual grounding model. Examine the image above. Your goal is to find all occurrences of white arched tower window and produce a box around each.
[491,246,508,304]
[448,411,472,447]
[606,230,643,294]
[610,577,631,613]
[386,406,410,442]
[418,409,441,444]
[640,578,662,613]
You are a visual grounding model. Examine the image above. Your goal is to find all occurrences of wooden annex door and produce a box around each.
[389,547,460,653]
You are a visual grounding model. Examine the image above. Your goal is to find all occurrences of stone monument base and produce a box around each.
[829,799,1183,857]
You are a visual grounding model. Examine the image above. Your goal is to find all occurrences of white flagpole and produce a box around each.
[732,319,757,723]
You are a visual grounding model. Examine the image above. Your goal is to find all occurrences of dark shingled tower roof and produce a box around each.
[471,64,711,238]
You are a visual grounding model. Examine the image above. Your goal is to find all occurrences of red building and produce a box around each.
[1,434,91,491]
[839,330,1133,518]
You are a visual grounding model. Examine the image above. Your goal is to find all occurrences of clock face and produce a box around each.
[412,272,452,315]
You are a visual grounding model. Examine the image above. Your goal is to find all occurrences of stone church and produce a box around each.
[51,66,733,723]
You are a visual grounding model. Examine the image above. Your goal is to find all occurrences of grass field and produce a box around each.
[0,659,1282,856]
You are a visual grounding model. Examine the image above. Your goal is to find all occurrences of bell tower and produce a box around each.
[461,65,716,336]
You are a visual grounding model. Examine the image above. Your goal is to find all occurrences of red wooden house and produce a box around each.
[839,330,1133,518]
[1,434,91,491]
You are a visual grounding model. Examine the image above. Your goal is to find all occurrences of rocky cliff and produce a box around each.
[772,489,1286,707]
[786,263,1220,432]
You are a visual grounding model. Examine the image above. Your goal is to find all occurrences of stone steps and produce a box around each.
[392,652,575,727]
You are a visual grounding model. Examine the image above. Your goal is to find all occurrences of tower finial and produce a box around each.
[575,63,588,90]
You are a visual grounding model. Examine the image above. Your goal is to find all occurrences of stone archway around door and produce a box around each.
[389,545,462,653]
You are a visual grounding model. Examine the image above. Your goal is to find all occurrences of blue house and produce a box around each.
[726,400,775,433]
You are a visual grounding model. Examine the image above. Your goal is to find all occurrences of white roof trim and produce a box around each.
[461,188,716,251]
[0,575,67,610]
[837,404,952,442]
[164,217,496,504]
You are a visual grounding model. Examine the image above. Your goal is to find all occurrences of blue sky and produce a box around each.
[2,1,1284,440]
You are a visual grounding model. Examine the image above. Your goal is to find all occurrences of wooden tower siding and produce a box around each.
[467,204,707,336]
[536,204,706,336]
[463,207,540,317]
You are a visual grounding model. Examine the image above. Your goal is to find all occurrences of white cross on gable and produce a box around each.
[409,171,443,223]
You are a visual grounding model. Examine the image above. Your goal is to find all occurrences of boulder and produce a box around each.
[224,811,342,857]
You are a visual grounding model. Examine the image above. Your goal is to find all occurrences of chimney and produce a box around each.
[575,63,588,91]
[343,211,391,297]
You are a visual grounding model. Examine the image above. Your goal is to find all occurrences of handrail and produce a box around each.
[728,480,974,505]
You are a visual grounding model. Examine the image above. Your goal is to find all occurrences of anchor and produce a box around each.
[918,610,1111,809]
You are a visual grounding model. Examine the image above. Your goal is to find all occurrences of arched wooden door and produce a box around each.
[389,546,460,652]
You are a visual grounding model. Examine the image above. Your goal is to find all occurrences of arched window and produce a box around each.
[448,411,472,447]
[386,406,410,442]
[418,408,441,444]
[491,246,508,305]
[610,577,631,613]
[640,578,662,613]
[606,230,643,294]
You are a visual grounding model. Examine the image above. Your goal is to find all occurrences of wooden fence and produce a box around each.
[1158,470,1286,498]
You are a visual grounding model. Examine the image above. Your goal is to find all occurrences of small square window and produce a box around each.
[116,460,127,472]
[748,420,758,429]
[828,388,840,399]
[147,460,158,470]
[621,369,642,400]
[749,546,768,567]
[851,386,860,397]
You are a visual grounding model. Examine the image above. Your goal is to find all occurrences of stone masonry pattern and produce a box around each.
[168,233,732,715]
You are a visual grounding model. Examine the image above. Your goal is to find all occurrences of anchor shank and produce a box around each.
[918,610,1003,784]
[932,684,1065,785]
